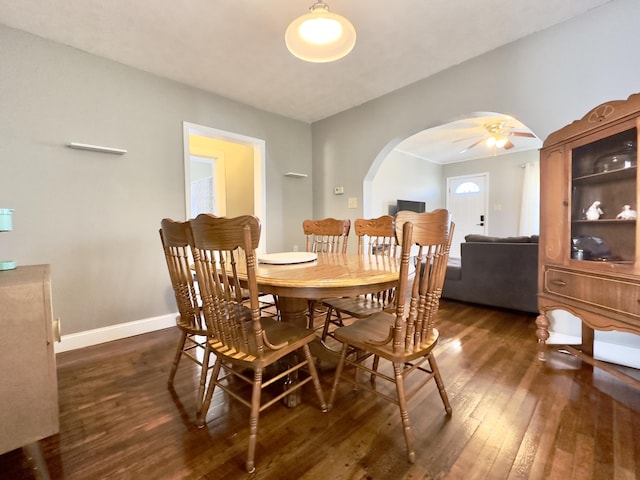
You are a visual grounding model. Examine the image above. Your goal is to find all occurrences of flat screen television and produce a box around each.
[396,199,426,213]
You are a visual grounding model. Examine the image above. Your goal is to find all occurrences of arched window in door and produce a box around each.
[455,181,480,194]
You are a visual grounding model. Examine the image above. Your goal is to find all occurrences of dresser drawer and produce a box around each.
[544,267,640,318]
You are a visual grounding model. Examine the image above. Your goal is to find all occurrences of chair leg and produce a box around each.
[393,362,416,464]
[168,331,188,387]
[370,354,380,385]
[428,353,452,415]
[273,295,281,321]
[302,344,327,412]
[321,308,347,342]
[307,300,316,329]
[246,367,264,474]
[196,356,222,427]
[320,306,334,341]
[195,342,212,413]
[327,342,350,410]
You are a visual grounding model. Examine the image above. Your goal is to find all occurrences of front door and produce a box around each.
[446,174,488,258]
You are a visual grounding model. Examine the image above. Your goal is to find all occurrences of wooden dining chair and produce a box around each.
[320,215,398,342]
[189,214,327,474]
[302,217,351,329]
[159,218,213,417]
[303,217,351,254]
[327,209,455,464]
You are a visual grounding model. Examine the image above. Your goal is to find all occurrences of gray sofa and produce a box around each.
[442,234,539,314]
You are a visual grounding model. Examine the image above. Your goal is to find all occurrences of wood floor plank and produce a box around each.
[569,375,597,480]
[447,328,535,479]
[507,356,576,479]
[482,355,542,479]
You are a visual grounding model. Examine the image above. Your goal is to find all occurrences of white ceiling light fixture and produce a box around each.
[285,2,356,63]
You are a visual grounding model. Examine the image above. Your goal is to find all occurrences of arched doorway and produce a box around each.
[364,112,542,257]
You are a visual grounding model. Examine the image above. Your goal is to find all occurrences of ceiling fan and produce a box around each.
[459,121,536,153]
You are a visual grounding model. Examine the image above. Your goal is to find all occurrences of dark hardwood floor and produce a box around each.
[2,300,639,479]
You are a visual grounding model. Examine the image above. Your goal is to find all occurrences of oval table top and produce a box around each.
[252,252,401,300]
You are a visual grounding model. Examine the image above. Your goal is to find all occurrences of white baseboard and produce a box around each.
[547,331,640,370]
[547,332,581,345]
[594,342,640,370]
[54,313,177,354]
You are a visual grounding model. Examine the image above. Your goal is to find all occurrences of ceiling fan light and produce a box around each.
[486,136,497,147]
[495,136,508,148]
[285,2,356,63]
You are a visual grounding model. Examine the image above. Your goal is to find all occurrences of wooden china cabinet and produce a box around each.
[537,93,640,388]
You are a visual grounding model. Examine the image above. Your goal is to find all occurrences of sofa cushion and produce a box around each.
[464,234,534,243]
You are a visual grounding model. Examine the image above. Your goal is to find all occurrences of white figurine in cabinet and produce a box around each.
[585,201,604,220]
[616,204,637,220]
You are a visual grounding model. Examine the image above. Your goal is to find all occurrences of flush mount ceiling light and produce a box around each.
[285,2,356,63]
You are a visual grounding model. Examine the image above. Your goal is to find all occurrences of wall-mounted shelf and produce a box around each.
[67,142,127,155]
[284,172,308,178]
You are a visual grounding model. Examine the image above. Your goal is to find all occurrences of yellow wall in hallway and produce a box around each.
[189,135,254,217]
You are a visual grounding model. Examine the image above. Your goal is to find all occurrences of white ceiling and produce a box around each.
[0,1,609,162]
[395,113,543,164]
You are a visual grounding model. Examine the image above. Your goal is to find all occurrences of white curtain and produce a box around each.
[519,161,540,236]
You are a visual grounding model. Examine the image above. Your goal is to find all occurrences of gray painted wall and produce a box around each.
[370,150,443,218]
[0,25,313,335]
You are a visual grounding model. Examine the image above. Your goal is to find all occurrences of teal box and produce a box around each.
[0,208,14,231]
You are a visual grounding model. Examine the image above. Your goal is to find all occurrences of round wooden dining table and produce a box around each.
[252,252,401,327]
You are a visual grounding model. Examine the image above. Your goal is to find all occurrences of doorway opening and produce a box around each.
[364,112,541,256]
[182,122,267,252]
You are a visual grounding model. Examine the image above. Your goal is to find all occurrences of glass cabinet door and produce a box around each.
[570,127,637,263]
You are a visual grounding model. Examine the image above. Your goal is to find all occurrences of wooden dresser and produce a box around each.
[537,94,640,387]
[0,265,59,454]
